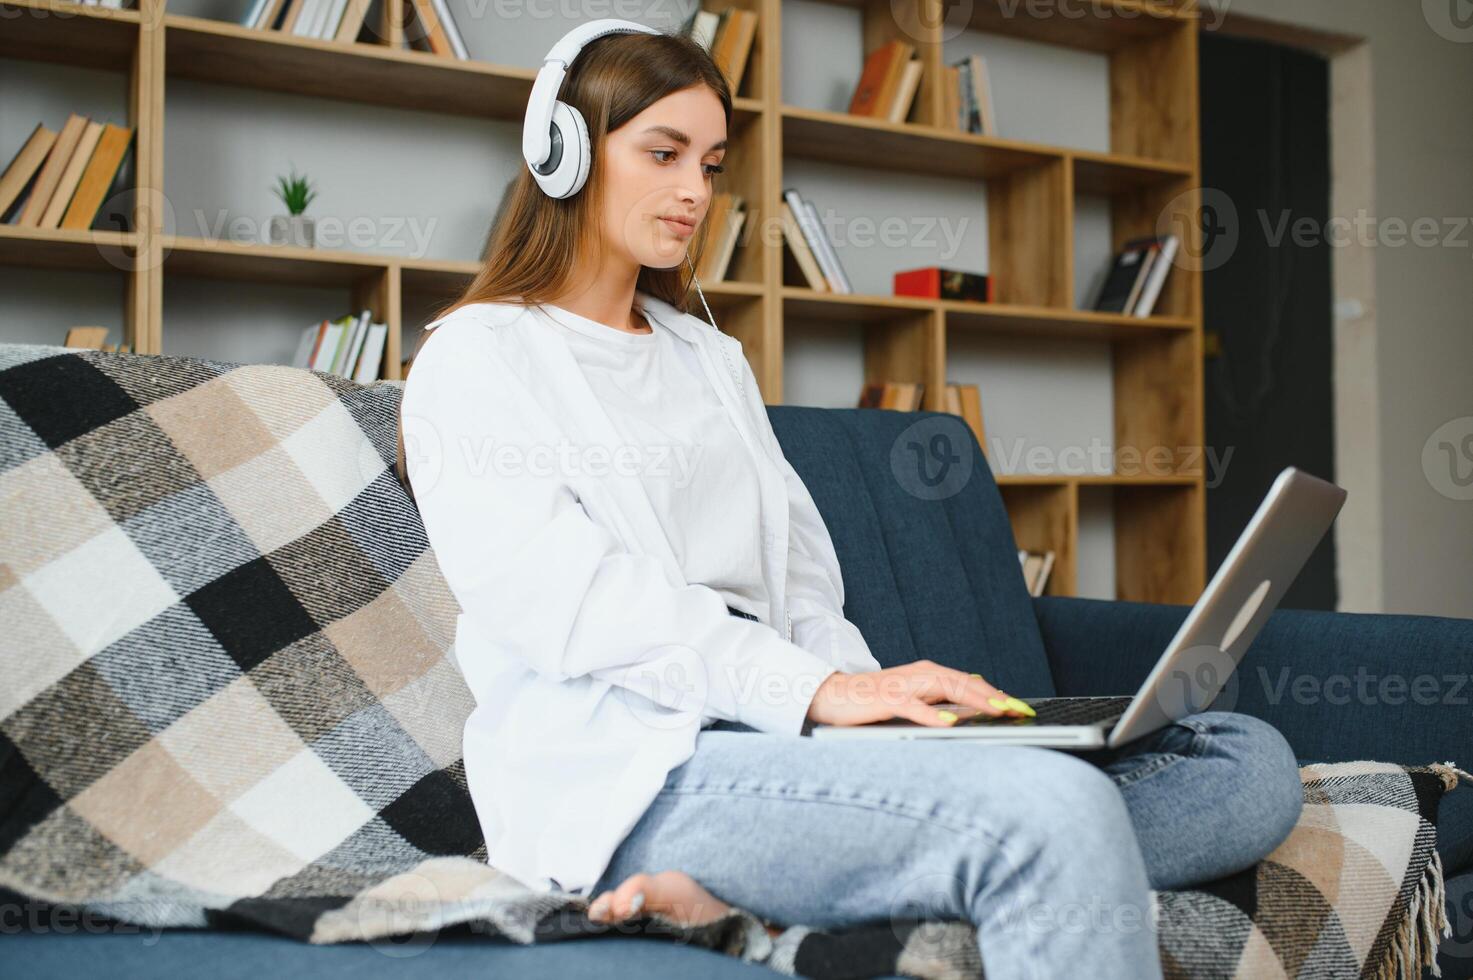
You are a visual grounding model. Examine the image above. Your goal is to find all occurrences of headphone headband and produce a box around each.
[522,19,660,195]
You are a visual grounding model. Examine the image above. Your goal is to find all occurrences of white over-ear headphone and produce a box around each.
[523,18,658,200]
[522,19,721,331]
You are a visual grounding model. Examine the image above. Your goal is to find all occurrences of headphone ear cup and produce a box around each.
[532,100,592,199]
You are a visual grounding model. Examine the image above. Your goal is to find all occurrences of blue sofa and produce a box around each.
[5,404,1470,979]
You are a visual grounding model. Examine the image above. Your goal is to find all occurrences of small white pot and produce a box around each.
[269,214,315,248]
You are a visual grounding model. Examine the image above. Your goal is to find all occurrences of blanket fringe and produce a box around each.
[1433,761,1473,791]
[1372,845,1452,980]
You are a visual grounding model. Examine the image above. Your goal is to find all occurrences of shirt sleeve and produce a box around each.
[734,350,883,676]
[400,317,838,736]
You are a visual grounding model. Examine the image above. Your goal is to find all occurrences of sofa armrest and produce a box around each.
[1033,595,1473,767]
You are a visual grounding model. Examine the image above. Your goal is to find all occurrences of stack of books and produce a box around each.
[857,380,988,461]
[63,327,132,352]
[694,191,747,282]
[780,186,851,293]
[682,4,759,95]
[1092,234,1179,318]
[942,54,997,136]
[244,0,470,58]
[293,310,390,381]
[848,40,922,124]
[1018,549,1056,596]
[1,115,135,230]
[858,380,924,411]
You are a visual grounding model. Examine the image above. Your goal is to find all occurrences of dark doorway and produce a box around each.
[1200,33,1337,611]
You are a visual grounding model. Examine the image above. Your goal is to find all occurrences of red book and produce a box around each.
[894,267,994,303]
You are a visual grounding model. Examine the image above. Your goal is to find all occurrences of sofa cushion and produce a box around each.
[767,407,1055,699]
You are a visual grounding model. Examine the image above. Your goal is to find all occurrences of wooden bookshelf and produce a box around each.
[1,0,1206,603]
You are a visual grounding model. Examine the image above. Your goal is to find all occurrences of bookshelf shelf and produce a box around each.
[0,225,140,272]
[1070,150,1193,195]
[160,235,397,286]
[780,104,1058,179]
[0,0,141,70]
[782,288,1191,341]
[952,0,1196,52]
[4,0,1205,603]
[161,15,765,123]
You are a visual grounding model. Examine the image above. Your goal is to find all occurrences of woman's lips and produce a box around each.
[660,217,695,238]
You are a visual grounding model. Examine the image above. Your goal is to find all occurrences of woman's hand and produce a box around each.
[805,661,1036,728]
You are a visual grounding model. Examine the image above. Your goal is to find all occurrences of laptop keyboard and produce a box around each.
[954,695,1134,727]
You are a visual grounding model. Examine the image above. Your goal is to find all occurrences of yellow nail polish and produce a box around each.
[936,709,958,724]
[970,673,982,678]
[1004,696,1036,717]
[988,697,1008,710]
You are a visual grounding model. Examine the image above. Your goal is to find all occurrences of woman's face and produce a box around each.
[599,84,727,272]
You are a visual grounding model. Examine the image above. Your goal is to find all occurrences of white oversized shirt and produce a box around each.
[536,300,770,627]
[400,289,882,896]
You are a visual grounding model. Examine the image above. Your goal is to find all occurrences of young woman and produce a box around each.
[397,26,1305,979]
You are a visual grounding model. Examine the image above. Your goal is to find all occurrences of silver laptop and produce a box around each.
[810,466,1347,750]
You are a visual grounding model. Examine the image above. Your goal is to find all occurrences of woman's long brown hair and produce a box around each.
[395,28,732,497]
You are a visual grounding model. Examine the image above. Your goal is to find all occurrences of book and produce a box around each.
[710,8,757,95]
[784,188,849,293]
[353,322,389,382]
[879,381,923,410]
[1020,550,1056,596]
[1128,234,1179,317]
[292,321,326,368]
[695,192,747,282]
[949,382,986,460]
[682,7,720,49]
[859,381,924,410]
[427,0,469,57]
[848,40,915,119]
[780,200,827,291]
[315,0,351,39]
[894,267,994,303]
[948,55,995,136]
[887,58,923,124]
[61,123,135,231]
[1092,243,1154,314]
[0,123,58,223]
[17,113,89,228]
[331,0,374,41]
[803,197,851,292]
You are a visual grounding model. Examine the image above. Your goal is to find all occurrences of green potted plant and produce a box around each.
[268,166,318,248]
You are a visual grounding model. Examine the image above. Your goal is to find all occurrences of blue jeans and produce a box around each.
[592,653,1305,979]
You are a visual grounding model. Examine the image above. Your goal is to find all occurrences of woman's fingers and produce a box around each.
[905,662,1035,719]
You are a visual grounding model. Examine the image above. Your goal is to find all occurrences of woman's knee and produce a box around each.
[1200,711,1304,847]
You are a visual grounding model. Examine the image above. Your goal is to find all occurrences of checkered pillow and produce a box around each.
[0,342,486,916]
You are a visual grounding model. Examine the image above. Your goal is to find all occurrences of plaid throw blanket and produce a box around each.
[1,343,1464,980]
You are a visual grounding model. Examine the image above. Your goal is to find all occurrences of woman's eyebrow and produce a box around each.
[641,125,727,151]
